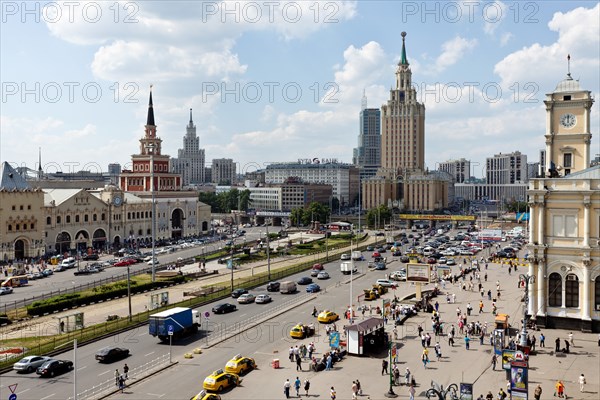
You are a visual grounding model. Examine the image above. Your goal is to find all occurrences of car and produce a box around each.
[438,257,447,264]
[375,279,395,287]
[310,269,320,277]
[317,271,330,280]
[74,268,94,275]
[390,271,406,281]
[212,303,237,314]
[340,253,350,260]
[231,288,248,298]
[366,246,374,251]
[114,259,133,267]
[377,247,387,253]
[95,346,130,363]
[317,310,339,323]
[0,286,13,295]
[33,272,44,279]
[203,369,242,392]
[82,253,99,261]
[13,355,52,373]
[374,262,387,270]
[400,255,410,263]
[375,232,385,236]
[42,268,54,276]
[36,359,73,377]
[266,282,280,292]
[392,251,402,256]
[255,294,272,304]
[297,277,313,285]
[190,390,221,400]
[446,259,456,266]
[147,258,160,265]
[224,354,256,375]
[371,252,381,258]
[290,323,315,339]
[311,263,324,270]
[306,283,321,293]
[237,293,256,304]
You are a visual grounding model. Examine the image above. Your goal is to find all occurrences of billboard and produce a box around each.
[398,214,476,221]
[437,265,451,280]
[502,350,516,370]
[478,229,502,241]
[406,263,431,283]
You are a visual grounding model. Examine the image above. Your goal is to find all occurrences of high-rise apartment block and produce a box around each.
[212,158,236,185]
[438,158,471,183]
[353,91,381,181]
[486,151,527,184]
[171,109,206,186]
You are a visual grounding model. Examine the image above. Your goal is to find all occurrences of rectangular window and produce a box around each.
[552,214,577,238]
[563,153,572,168]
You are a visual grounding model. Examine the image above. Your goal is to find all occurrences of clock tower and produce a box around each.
[543,55,594,176]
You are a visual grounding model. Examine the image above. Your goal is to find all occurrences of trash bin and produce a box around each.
[271,359,280,369]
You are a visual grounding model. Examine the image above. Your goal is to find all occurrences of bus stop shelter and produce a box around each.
[345,317,385,356]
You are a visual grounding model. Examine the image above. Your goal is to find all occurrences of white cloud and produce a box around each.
[427,36,478,75]
[483,1,507,35]
[499,32,513,46]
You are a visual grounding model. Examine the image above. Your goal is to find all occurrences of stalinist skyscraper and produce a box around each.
[172,109,206,185]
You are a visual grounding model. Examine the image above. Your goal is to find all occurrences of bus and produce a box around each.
[1,275,29,288]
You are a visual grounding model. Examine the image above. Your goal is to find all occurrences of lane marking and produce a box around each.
[137,332,148,336]
[239,313,247,317]
[40,394,55,400]
[145,351,155,357]
[77,365,87,371]
[17,388,30,395]
[146,393,165,398]
[99,369,111,376]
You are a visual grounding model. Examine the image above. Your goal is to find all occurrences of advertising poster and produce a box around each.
[494,329,505,355]
[502,350,516,370]
[511,361,528,394]
[437,265,451,280]
[460,383,473,400]
[406,263,431,283]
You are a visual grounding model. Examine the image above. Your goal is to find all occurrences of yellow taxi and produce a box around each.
[203,369,242,392]
[290,323,315,339]
[224,354,256,375]
[317,310,339,323]
[190,390,221,400]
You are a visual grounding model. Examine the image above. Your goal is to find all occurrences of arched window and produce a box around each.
[548,273,562,307]
[565,273,579,308]
[75,215,80,223]
[66,215,71,223]
[595,276,600,313]
[93,214,97,222]
[46,216,51,225]
[57,216,61,224]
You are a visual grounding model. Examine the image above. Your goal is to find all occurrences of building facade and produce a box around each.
[526,67,599,332]
[212,158,236,185]
[404,172,451,211]
[486,151,528,184]
[0,163,45,261]
[353,92,381,181]
[454,183,527,203]
[439,158,471,183]
[171,109,206,186]
[281,183,333,211]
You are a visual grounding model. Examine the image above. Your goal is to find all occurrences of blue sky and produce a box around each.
[1,1,599,179]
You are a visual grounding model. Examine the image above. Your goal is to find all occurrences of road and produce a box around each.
[1,247,402,400]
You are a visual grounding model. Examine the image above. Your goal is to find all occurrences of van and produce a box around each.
[340,262,357,275]
[279,281,297,294]
[60,257,76,269]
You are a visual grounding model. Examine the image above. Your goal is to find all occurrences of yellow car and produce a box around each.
[317,310,339,323]
[190,390,221,400]
[203,369,242,392]
[224,354,256,375]
[290,324,315,339]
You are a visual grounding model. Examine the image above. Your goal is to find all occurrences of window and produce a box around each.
[27,205,31,210]
[20,205,23,210]
[57,216,61,224]
[84,215,88,222]
[16,224,20,230]
[93,214,97,222]
[11,206,15,211]
[8,224,12,231]
[565,274,579,308]
[563,153,572,168]
[75,215,80,223]
[66,216,71,223]
[548,273,562,307]
[595,277,600,312]
[552,214,577,237]
[101,213,105,221]
[30,223,34,230]
[47,216,51,225]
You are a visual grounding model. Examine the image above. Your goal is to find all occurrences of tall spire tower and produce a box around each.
[37,147,43,180]
[361,89,367,110]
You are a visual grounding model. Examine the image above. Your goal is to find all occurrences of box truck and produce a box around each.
[148,307,200,342]
[279,281,297,294]
[340,261,358,275]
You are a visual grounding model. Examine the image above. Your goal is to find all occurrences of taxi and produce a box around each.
[224,354,256,375]
[317,310,339,323]
[203,369,242,392]
[290,323,315,339]
[190,390,221,400]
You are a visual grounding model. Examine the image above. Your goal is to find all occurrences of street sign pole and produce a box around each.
[167,324,174,363]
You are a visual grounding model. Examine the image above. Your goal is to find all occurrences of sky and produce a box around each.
[1,1,599,179]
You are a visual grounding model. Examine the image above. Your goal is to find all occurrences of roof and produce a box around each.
[149,307,190,317]
[345,317,384,333]
[44,188,83,206]
[563,164,600,179]
[0,162,32,190]
[554,74,582,93]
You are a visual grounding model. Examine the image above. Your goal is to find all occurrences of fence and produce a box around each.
[71,353,171,400]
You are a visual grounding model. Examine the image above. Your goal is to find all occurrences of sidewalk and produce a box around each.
[0,235,378,341]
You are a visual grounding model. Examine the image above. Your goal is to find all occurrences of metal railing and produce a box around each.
[71,353,171,400]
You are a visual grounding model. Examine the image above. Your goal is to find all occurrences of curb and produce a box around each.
[98,360,179,399]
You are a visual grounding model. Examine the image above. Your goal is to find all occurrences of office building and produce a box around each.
[353,91,381,181]
[439,158,471,183]
[212,158,236,185]
[486,151,527,184]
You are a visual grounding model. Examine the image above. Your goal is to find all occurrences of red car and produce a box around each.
[114,259,134,267]
[372,252,381,258]
[312,263,324,270]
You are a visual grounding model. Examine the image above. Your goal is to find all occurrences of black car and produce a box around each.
[82,253,99,261]
[297,277,312,285]
[212,303,237,314]
[36,360,73,377]
[392,251,402,256]
[266,281,280,292]
[231,288,248,298]
[95,346,130,363]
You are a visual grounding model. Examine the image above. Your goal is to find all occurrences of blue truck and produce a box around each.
[148,307,201,342]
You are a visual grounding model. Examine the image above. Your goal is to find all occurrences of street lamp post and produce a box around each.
[230,238,235,292]
[127,264,132,322]
[266,225,271,281]
[146,143,157,283]
[385,336,397,398]
[519,273,535,347]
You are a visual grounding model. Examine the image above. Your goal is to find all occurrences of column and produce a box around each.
[583,200,591,247]
[536,259,546,316]
[528,201,536,244]
[582,260,591,320]
[537,200,545,245]
[527,261,537,317]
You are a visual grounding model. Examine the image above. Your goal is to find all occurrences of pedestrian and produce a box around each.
[579,373,586,392]
[114,369,120,386]
[464,335,470,350]
[540,332,545,347]
[479,301,484,314]
[555,380,564,398]
[289,346,294,362]
[564,339,570,353]
[448,330,454,346]
[123,363,129,379]
[382,359,388,375]
[118,375,126,393]
[491,354,497,370]
[569,332,574,346]
[330,386,337,400]
[497,388,507,400]
[452,293,456,303]
[284,379,291,399]
[435,342,442,360]
[304,379,310,397]
[356,379,362,396]
[533,384,542,400]
[485,391,494,400]
[325,354,333,371]
[296,354,302,371]
[426,332,431,347]
[422,351,428,368]
[294,377,301,397]
[487,289,492,300]
[434,301,439,312]
[393,367,400,385]
[408,383,416,400]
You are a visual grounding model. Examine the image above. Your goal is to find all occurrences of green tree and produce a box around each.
[366,205,392,228]
[198,192,222,212]
[290,208,306,226]
[239,189,252,211]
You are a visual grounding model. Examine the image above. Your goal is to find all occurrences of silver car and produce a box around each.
[13,355,53,373]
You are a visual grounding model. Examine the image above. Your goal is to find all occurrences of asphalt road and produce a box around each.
[2,248,399,400]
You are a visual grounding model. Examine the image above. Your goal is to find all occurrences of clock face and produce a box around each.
[560,113,576,128]
[113,196,122,206]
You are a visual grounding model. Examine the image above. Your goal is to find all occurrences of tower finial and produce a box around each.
[400,31,408,66]
[38,147,42,172]
[567,54,571,77]
[361,89,367,110]
[147,85,155,126]
[189,108,193,123]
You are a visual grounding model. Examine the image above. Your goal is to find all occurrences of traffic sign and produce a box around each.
[9,394,17,400]
[514,351,525,361]
[8,384,17,394]
[204,311,210,318]
[168,325,174,336]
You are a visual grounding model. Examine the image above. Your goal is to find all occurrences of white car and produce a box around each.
[255,294,272,304]
[13,355,52,373]
[317,271,330,280]
[375,279,395,287]
[390,271,406,281]
[0,286,14,295]
[147,258,160,265]
[237,293,256,304]
[340,253,351,260]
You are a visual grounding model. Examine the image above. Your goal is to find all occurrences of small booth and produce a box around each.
[345,317,385,356]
